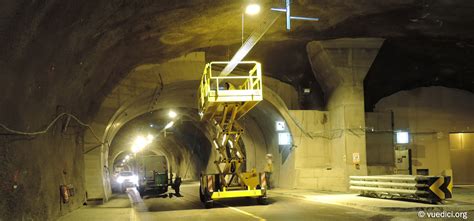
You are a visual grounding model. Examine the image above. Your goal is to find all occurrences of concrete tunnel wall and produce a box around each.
[96,82,299,198]
[365,86,474,182]
[83,52,301,201]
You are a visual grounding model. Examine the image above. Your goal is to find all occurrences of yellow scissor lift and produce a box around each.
[198,61,268,208]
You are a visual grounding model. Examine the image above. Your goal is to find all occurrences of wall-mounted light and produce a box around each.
[278,132,291,145]
[396,131,409,144]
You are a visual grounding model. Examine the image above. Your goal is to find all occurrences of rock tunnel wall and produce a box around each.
[0,128,86,220]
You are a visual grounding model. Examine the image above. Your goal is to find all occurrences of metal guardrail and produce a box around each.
[349,175,453,204]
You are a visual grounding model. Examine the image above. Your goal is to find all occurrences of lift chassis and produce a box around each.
[198,61,268,208]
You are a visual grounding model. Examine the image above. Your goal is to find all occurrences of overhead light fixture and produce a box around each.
[131,145,140,153]
[147,134,154,141]
[165,121,174,129]
[131,135,153,153]
[168,110,177,119]
[245,3,261,15]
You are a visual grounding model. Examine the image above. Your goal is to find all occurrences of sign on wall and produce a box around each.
[352,152,360,164]
[276,121,286,131]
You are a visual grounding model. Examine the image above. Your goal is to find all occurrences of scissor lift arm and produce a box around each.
[198,61,268,208]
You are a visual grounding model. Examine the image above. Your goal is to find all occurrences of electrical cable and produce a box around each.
[0,113,104,144]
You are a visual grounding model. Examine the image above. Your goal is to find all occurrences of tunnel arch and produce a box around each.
[83,54,300,201]
[101,82,298,167]
[107,108,213,180]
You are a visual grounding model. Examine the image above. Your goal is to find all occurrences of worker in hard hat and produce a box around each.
[263,154,273,189]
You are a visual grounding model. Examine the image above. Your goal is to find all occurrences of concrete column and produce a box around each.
[83,123,109,202]
[307,38,384,190]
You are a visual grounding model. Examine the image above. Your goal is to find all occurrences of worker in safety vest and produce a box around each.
[263,154,273,189]
[224,82,235,90]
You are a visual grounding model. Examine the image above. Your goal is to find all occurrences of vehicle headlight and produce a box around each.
[132,175,139,185]
[117,177,124,184]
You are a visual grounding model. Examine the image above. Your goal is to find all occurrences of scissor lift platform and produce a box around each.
[198,61,263,121]
[198,61,267,208]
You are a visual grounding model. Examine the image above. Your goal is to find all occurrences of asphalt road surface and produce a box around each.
[130,183,399,221]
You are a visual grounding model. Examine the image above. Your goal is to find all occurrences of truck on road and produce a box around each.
[136,155,181,197]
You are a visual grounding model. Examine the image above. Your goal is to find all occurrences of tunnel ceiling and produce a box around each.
[0,0,473,118]
[365,38,474,111]
[109,108,212,171]
[110,108,209,154]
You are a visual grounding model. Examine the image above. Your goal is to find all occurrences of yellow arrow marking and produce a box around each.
[429,177,445,200]
[447,177,453,193]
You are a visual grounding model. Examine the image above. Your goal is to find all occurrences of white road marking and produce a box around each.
[129,183,266,221]
[126,187,145,221]
[217,202,266,221]
[180,184,266,220]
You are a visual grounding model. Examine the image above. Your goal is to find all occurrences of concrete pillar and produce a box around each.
[83,148,104,200]
[307,38,384,190]
[83,123,109,202]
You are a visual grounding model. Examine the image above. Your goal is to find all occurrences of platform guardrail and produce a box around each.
[198,61,263,121]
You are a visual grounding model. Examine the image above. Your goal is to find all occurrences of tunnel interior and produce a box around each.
[111,150,168,193]
[104,93,294,187]
[0,0,473,220]
[108,108,213,181]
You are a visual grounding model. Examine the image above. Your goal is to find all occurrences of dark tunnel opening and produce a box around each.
[107,108,214,182]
